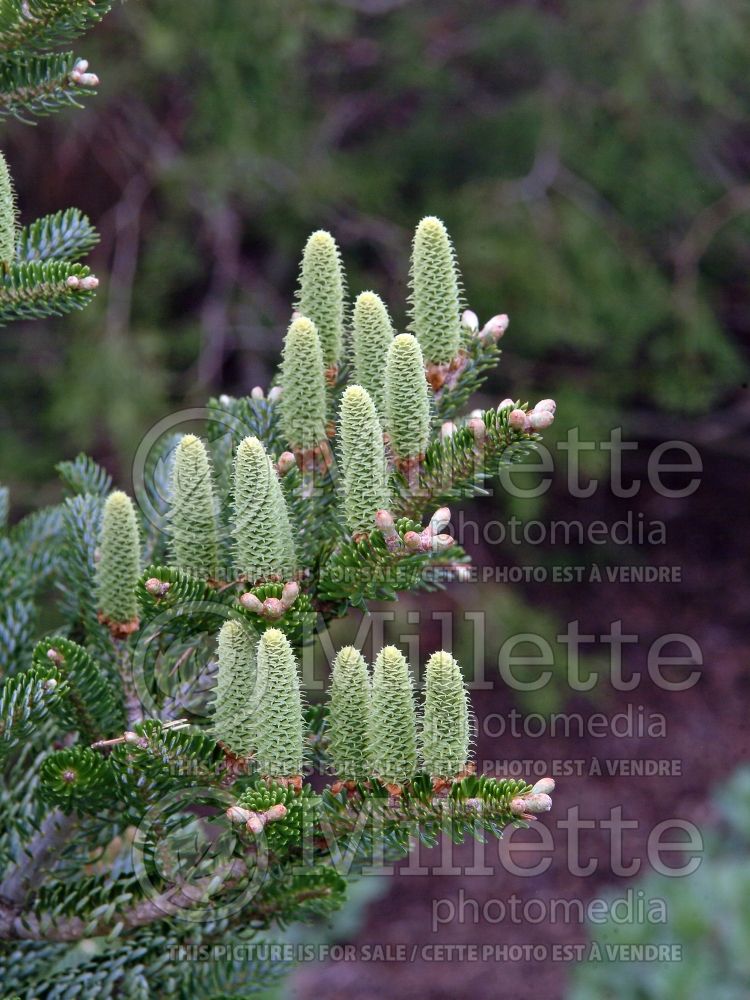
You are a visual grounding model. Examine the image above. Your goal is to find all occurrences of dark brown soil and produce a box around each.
[293,449,749,999]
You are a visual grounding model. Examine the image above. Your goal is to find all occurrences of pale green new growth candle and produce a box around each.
[295,229,346,368]
[327,646,371,781]
[233,436,296,583]
[213,620,258,757]
[255,628,305,779]
[370,645,417,785]
[95,491,140,624]
[167,434,219,578]
[0,152,16,267]
[352,290,393,422]
[409,215,462,364]
[339,385,389,536]
[280,316,328,452]
[385,333,431,461]
[420,650,470,779]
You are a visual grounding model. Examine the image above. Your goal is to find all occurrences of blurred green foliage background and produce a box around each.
[1,0,748,509]
[0,6,747,996]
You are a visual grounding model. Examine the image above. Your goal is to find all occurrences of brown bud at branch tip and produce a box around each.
[239,592,264,614]
[261,597,285,620]
[145,578,171,597]
[264,803,288,823]
[528,409,554,430]
[226,805,253,824]
[277,451,296,477]
[531,777,555,795]
[281,581,299,609]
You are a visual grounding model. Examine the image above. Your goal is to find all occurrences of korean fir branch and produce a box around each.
[105,721,224,814]
[0,257,98,323]
[314,503,464,611]
[431,310,504,421]
[0,0,113,53]
[1,154,98,263]
[33,637,124,742]
[0,52,98,121]
[59,493,113,663]
[0,213,562,964]
[0,149,97,296]
[38,745,112,815]
[391,402,556,522]
[17,207,98,262]
[0,593,35,675]
[0,143,99,327]
[0,663,63,760]
[56,450,111,495]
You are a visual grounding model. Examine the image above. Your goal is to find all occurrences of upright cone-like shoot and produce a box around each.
[370,645,417,786]
[339,385,390,536]
[255,628,305,779]
[280,316,328,453]
[385,333,431,461]
[327,646,371,781]
[233,436,296,583]
[295,230,346,368]
[409,216,462,364]
[167,434,219,578]
[0,152,16,268]
[352,291,393,422]
[212,621,258,758]
[95,491,140,625]
[420,651,470,779]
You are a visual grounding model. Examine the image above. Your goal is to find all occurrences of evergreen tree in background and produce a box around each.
[0,217,559,996]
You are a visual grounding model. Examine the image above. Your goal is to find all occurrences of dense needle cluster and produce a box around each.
[0,213,558,995]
